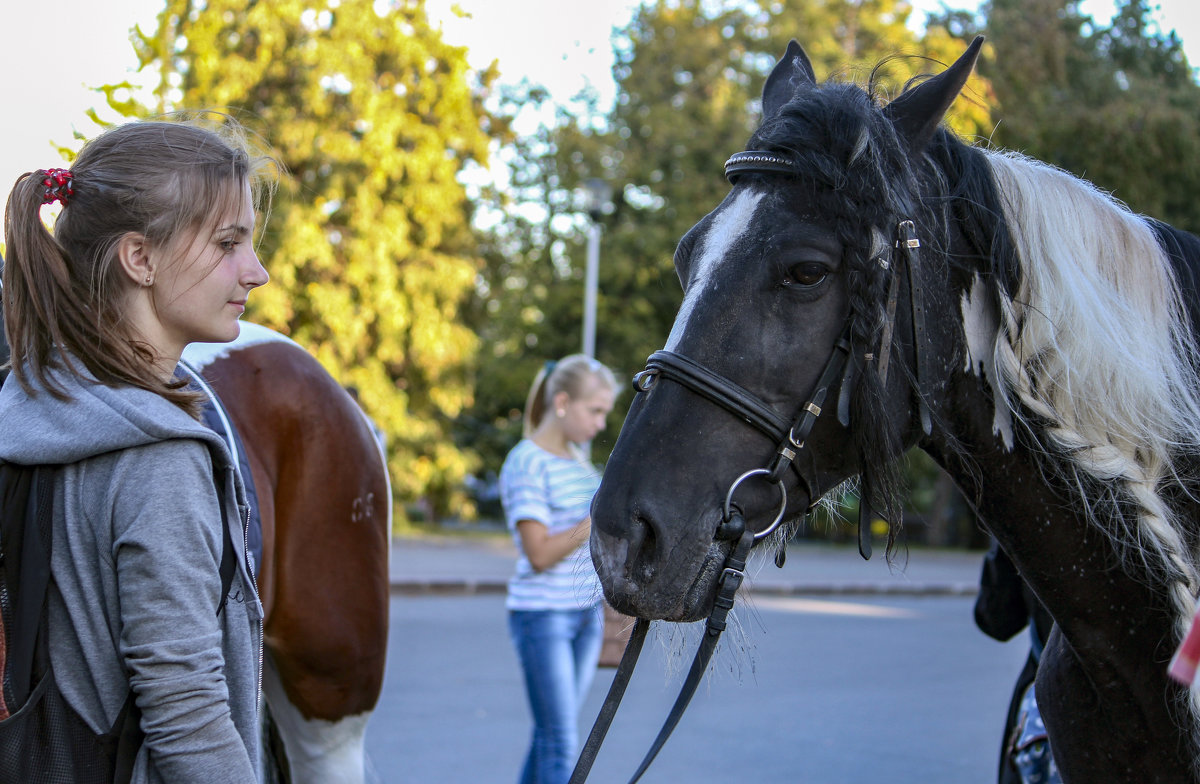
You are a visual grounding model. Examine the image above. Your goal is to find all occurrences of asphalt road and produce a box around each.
[363,592,1029,783]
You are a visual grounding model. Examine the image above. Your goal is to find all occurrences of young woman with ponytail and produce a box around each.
[499,354,619,784]
[0,116,275,783]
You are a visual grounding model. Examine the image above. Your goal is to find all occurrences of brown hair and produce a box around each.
[522,354,620,437]
[2,113,278,411]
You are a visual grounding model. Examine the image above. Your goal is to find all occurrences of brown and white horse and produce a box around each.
[184,322,391,784]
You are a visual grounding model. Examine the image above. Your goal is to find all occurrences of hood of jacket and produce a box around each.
[0,360,228,468]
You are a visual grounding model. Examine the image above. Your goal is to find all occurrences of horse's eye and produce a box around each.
[783,262,828,288]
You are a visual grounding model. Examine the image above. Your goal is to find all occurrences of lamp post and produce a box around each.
[582,178,612,359]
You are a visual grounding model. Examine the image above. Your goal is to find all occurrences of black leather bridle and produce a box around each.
[569,150,932,784]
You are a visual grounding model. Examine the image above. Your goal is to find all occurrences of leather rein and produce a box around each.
[568,150,932,784]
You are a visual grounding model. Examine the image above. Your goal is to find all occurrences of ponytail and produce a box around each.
[522,355,620,437]
[522,361,555,437]
[3,171,84,398]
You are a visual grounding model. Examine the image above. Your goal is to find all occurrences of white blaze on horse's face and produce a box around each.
[665,189,765,351]
[960,273,1014,450]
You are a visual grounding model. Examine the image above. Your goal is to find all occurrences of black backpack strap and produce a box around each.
[215,483,237,616]
[2,465,54,708]
[109,690,143,783]
[0,463,28,709]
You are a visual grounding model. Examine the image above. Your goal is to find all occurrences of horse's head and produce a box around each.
[591,39,984,621]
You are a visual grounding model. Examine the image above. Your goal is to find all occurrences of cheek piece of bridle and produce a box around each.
[569,150,932,784]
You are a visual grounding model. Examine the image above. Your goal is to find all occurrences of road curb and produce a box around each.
[746,582,978,597]
[390,579,508,596]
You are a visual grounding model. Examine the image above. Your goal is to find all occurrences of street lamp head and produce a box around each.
[584,177,613,222]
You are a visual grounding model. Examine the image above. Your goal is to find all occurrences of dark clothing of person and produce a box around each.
[974,541,1055,784]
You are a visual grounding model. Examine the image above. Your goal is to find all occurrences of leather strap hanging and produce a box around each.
[568,526,754,784]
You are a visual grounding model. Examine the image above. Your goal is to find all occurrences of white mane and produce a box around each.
[985,149,1200,738]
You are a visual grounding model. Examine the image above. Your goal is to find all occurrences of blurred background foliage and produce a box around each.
[90,0,1198,542]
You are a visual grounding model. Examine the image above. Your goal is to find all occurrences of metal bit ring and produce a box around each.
[723,468,789,541]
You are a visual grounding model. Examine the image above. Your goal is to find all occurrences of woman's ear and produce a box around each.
[116,231,154,287]
[552,390,571,418]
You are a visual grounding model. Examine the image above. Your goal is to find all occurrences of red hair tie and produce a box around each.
[40,168,74,207]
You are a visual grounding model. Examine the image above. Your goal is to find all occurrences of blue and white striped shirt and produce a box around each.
[499,439,603,611]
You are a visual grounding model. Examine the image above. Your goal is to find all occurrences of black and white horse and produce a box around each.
[590,38,1200,782]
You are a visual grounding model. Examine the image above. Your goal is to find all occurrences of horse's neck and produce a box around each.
[917,230,1192,636]
[923,401,1180,660]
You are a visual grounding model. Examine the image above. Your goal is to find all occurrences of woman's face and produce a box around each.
[559,375,616,445]
[150,181,268,358]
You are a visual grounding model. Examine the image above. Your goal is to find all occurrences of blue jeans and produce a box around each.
[508,606,604,784]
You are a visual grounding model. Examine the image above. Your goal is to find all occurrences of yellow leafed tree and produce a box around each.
[131,0,495,521]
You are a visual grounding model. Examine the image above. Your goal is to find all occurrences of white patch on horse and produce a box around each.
[181,320,304,371]
[665,189,764,351]
[261,656,371,784]
[960,274,1014,450]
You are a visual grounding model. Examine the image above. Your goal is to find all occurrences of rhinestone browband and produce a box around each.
[723,151,800,183]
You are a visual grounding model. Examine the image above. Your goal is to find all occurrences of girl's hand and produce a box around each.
[517,516,591,572]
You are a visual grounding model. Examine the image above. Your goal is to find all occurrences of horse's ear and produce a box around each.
[762,40,817,119]
[883,36,984,154]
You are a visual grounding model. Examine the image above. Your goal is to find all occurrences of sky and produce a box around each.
[1,0,1197,243]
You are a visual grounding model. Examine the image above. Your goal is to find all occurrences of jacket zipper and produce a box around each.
[0,557,12,709]
[243,504,264,704]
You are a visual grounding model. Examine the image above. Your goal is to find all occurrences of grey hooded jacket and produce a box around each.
[0,361,263,783]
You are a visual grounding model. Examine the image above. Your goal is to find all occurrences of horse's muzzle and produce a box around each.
[590,519,730,623]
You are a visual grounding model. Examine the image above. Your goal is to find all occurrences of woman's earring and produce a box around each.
[144,275,152,286]
[556,408,566,418]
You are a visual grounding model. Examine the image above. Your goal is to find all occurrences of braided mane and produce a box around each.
[987,153,1200,557]
[985,149,1200,615]
[980,150,1200,766]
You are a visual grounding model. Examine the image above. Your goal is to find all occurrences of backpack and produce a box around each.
[0,462,235,783]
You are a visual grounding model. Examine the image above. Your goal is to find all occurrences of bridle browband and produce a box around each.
[569,150,934,784]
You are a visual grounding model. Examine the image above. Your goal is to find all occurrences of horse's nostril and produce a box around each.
[630,513,658,583]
